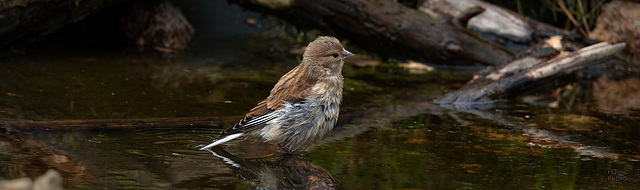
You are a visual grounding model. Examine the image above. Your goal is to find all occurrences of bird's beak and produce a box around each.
[343,49,354,59]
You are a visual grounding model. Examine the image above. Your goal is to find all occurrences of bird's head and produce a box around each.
[303,36,354,76]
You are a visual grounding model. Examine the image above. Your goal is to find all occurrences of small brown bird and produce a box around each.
[199,36,354,153]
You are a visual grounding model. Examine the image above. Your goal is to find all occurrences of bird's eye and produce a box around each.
[331,53,339,58]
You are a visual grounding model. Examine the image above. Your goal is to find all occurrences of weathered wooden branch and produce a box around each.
[234,0,514,66]
[420,0,572,52]
[436,41,626,108]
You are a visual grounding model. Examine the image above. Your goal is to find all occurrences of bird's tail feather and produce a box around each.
[199,133,243,150]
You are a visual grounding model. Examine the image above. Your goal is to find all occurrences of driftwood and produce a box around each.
[0,0,128,46]
[234,0,514,66]
[419,0,572,52]
[436,41,626,108]
[423,0,633,109]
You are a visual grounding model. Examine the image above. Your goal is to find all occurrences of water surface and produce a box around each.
[0,2,639,189]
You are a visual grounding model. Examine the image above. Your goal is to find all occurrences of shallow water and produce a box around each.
[1,2,640,190]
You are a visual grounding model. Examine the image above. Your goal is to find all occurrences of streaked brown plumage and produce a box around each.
[199,36,354,152]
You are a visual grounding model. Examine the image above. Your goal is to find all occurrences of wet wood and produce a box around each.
[0,0,128,46]
[436,41,626,107]
[420,0,571,51]
[233,0,514,66]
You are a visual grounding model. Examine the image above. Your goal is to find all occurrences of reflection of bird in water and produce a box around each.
[199,36,354,153]
[205,147,338,189]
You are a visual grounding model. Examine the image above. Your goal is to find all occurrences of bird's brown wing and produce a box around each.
[219,66,317,138]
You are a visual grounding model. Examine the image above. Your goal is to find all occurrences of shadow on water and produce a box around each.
[1,1,640,189]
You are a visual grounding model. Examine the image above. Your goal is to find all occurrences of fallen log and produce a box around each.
[233,0,514,66]
[419,0,572,52]
[435,40,626,108]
